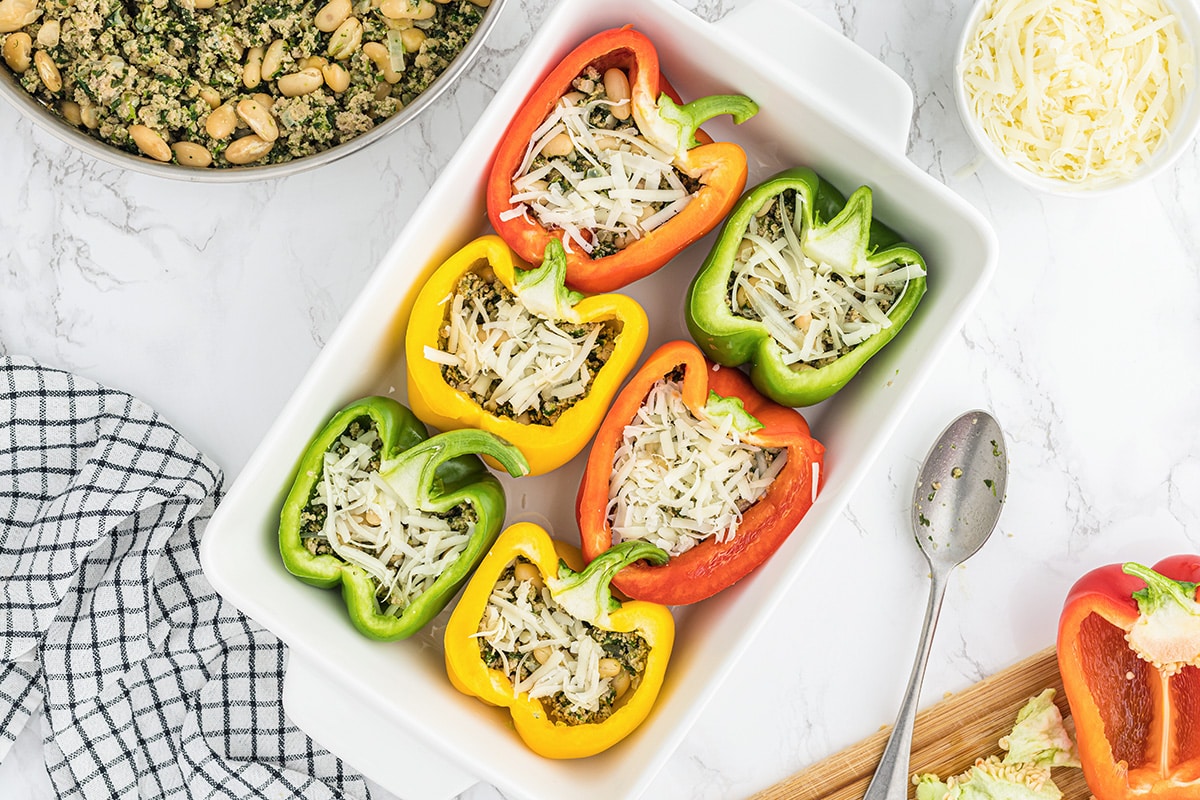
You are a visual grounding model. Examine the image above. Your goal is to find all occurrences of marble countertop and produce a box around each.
[2,0,1199,797]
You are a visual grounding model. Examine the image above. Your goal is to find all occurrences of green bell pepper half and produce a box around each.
[685,167,927,407]
[279,396,529,641]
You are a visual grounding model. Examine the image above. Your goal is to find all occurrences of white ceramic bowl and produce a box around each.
[200,1,998,799]
[954,0,1200,195]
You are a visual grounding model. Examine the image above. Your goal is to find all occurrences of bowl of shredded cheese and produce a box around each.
[955,0,1199,193]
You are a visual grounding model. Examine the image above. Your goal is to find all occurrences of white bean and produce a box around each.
[224,134,273,165]
[198,84,221,109]
[379,0,434,20]
[129,124,172,162]
[261,38,285,79]
[399,27,424,53]
[236,97,279,142]
[540,132,573,158]
[0,0,40,34]
[2,30,31,72]
[33,49,60,92]
[598,658,622,678]
[204,102,238,139]
[326,16,362,60]
[172,141,213,167]
[79,101,99,129]
[242,45,263,89]
[277,67,323,96]
[321,62,349,93]
[35,18,57,47]
[59,99,81,125]
[314,0,351,33]
[362,41,400,84]
[603,68,630,120]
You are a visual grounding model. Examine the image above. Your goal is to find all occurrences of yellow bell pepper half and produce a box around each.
[444,522,674,759]
[405,235,648,476]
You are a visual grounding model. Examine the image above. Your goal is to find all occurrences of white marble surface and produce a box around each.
[2,0,1199,798]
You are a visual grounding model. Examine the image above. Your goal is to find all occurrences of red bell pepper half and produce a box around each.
[1057,556,1200,800]
[486,26,758,294]
[576,340,824,605]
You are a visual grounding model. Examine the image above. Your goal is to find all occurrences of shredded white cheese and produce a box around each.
[961,0,1193,185]
[507,94,693,254]
[428,274,607,420]
[730,193,924,367]
[607,380,786,557]
[474,570,615,714]
[308,425,474,614]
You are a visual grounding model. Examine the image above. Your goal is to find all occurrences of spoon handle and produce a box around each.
[862,567,950,800]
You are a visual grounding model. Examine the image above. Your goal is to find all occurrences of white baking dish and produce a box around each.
[200,1,998,798]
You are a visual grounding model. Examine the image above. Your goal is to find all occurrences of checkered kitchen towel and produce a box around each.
[0,356,368,799]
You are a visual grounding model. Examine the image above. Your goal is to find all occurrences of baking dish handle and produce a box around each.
[283,654,478,799]
[715,0,914,154]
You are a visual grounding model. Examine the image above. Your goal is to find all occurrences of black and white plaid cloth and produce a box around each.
[0,356,369,799]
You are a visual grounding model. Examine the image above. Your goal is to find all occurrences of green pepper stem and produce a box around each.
[1124,562,1200,616]
[547,541,668,626]
[384,429,529,509]
[656,93,759,152]
[513,238,584,318]
[802,185,873,273]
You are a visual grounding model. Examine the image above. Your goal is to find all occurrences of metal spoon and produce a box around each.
[862,410,1008,800]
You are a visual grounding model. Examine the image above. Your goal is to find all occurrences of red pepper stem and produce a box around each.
[657,93,759,151]
[1123,561,1200,616]
[548,541,668,625]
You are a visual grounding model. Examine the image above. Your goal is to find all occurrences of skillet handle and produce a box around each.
[283,653,478,800]
[715,0,914,155]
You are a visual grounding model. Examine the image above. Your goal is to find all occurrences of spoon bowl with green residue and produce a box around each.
[863,410,1008,800]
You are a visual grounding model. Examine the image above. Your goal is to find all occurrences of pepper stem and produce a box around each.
[802,185,873,274]
[513,238,584,319]
[1124,562,1200,616]
[702,389,763,434]
[656,93,760,152]
[384,429,529,509]
[547,541,668,626]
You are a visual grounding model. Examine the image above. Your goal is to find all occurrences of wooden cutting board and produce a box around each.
[751,646,1090,800]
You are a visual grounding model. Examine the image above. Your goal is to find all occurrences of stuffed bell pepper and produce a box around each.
[406,235,647,476]
[1058,557,1200,800]
[686,167,928,407]
[486,26,759,294]
[444,522,674,758]
[577,340,824,605]
[279,396,528,641]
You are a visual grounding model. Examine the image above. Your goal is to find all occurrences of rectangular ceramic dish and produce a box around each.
[200,1,998,798]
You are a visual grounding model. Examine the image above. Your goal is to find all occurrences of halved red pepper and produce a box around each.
[576,340,824,605]
[486,26,758,294]
[1057,556,1200,800]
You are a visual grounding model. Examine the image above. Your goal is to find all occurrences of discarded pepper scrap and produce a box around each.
[1057,556,1200,800]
